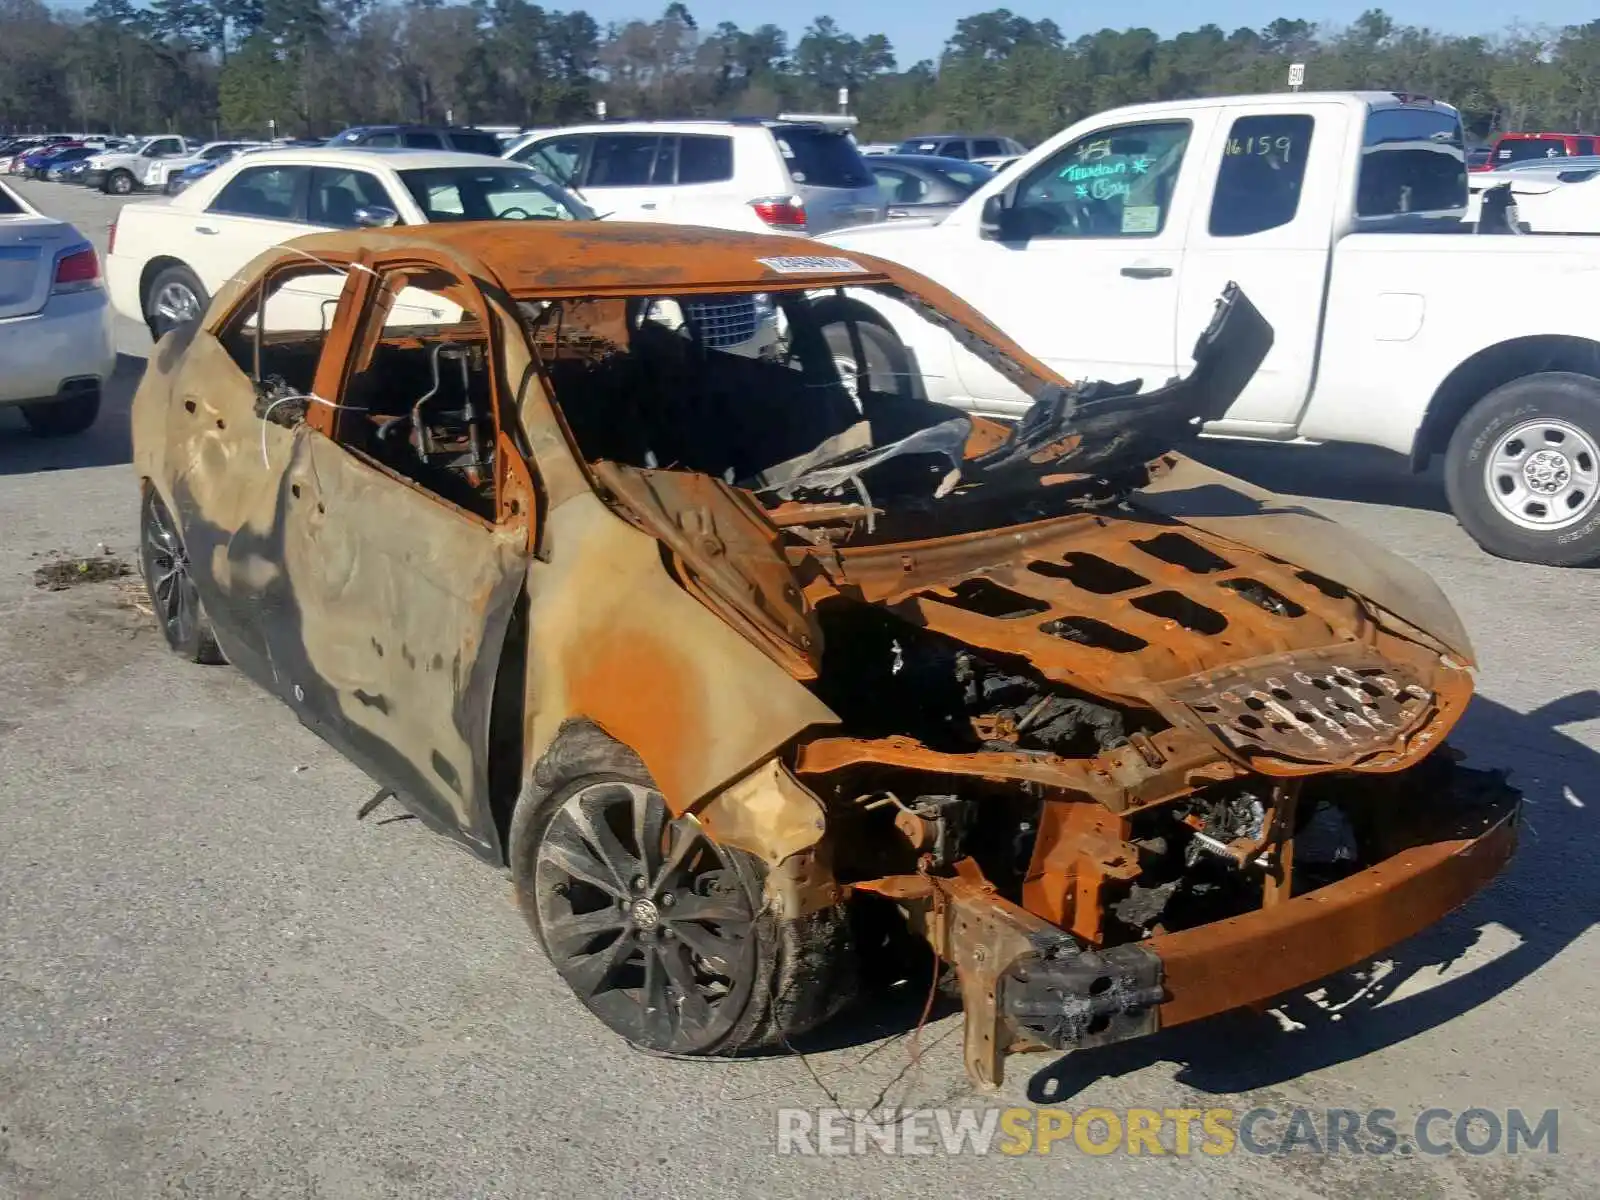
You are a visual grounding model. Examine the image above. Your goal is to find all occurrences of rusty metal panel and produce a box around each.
[1152,793,1518,1027]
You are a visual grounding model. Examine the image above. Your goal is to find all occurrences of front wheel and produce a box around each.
[510,734,853,1057]
[105,169,136,195]
[1444,371,1600,566]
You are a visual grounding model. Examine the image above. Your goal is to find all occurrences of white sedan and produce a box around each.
[0,179,115,436]
[106,146,593,337]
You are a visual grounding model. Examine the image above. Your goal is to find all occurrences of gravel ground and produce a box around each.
[1,176,1597,1198]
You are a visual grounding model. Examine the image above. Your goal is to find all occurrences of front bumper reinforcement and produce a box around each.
[859,777,1520,1090]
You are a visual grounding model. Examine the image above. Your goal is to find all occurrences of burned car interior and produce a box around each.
[143,226,1519,1093]
[233,262,502,519]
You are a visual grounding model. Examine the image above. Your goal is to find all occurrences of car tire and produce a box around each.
[144,264,208,340]
[816,298,915,410]
[138,488,226,665]
[1444,371,1600,566]
[20,390,100,437]
[105,168,136,195]
[509,726,853,1057]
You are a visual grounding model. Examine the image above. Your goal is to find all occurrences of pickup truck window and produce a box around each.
[1357,107,1467,218]
[1011,120,1190,239]
[1494,137,1568,165]
[1210,114,1313,237]
[210,164,309,221]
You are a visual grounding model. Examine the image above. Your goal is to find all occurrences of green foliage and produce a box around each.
[5,3,1600,143]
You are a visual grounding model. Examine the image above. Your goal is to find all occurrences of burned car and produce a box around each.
[130,223,1519,1088]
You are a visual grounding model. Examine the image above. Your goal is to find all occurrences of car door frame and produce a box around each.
[271,245,538,861]
[162,250,374,681]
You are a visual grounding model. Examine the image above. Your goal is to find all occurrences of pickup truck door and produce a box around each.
[1175,104,1345,432]
[939,112,1218,409]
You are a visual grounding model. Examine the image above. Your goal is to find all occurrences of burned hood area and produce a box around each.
[537,272,1510,960]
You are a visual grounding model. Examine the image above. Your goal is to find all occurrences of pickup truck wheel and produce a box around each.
[818,301,914,409]
[105,169,136,195]
[1445,371,1600,566]
[510,732,853,1057]
[144,265,208,339]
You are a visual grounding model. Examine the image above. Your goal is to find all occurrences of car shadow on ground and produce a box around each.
[1192,439,1451,514]
[787,691,1596,1101]
[0,352,144,476]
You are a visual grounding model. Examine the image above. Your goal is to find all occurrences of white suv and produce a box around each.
[502,119,886,236]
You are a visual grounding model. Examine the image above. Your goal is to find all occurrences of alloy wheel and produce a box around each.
[151,282,201,335]
[534,780,760,1054]
[140,492,201,652]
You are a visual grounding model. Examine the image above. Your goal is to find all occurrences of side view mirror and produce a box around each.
[979,192,1010,240]
[354,205,400,229]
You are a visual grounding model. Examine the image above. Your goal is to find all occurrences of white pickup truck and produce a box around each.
[825,91,1600,567]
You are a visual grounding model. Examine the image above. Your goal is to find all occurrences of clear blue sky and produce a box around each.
[597,2,1598,64]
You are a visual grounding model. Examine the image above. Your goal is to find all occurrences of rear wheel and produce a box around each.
[510,732,853,1056]
[144,265,208,340]
[20,391,100,437]
[1444,371,1600,567]
[139,488,225,664]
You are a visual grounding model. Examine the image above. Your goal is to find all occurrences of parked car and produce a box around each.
[29,144,96,180]
[0,178,115,435]
[142,140,267,192]
[328,124,501,155]
[866,153,994,221]
[128,217,1518,1090]
[503,119,886,235]
[827,90,1600,566]
[55,158,94,185]
[17,141,81,176]
[893,133,1027,161]
[5,142,49,173]
[106,147,595,337]
[1478,131,1596,170]
[83,135,191,194]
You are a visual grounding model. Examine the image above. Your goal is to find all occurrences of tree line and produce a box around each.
[5,0,1600,145]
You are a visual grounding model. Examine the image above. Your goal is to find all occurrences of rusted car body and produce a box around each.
[131,222,1518,1089]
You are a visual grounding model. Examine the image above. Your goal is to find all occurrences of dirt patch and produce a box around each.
[31,551,132,591]
[113,574,154,617]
